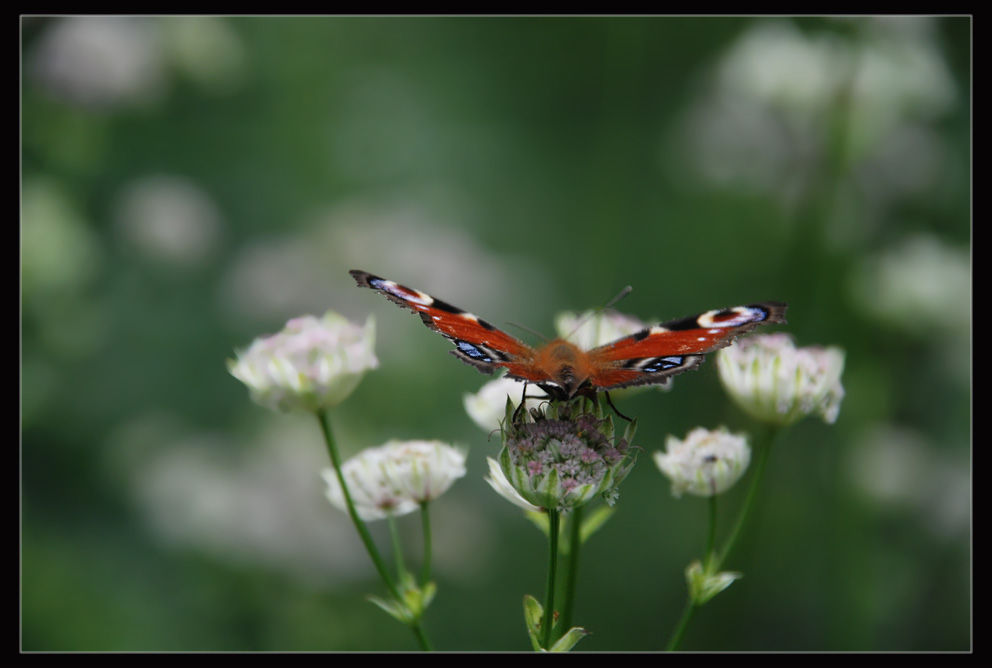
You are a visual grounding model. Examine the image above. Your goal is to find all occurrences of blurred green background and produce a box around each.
[21,16,970,651]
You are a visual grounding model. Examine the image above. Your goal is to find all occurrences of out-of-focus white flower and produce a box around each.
[484,456,542,512]
[668,17,956,208]
[28,16,166,109]
[717,333,845,426]
[554,309,648,350]
[654,427,751,498]
[464,374,548,432]
[228,311,378,413]
[114,175,223,268]
[848,234,970,336]
[379,440,467,505]
[322,440,466,521]
[498,402,636,511]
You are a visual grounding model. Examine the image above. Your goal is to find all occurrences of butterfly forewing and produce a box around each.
[586,302,787,391]
[350,270,535,375]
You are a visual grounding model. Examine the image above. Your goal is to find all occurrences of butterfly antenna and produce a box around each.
[603,285,633,311]
[506,322,550,343]
[562,285,634,342]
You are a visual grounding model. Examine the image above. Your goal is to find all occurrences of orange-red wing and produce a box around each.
[350,270,535,375]
[586,302,787,391]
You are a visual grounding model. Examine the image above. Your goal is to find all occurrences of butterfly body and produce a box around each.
[350,269,786,400]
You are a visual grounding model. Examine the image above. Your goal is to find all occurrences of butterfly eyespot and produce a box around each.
[456,341,492,361]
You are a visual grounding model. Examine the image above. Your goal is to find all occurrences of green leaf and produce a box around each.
[550,627,589,652]
[523,594,545,651]
[579,505,616,544]
[367,594,413,624]
[525,509,550,536]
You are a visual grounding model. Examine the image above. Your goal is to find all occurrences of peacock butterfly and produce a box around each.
[350,269,786,401]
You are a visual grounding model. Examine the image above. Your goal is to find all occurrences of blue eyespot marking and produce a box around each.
[641,356,685,372]
[456,341,493,362]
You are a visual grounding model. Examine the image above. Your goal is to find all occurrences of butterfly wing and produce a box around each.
[350,270,539,377]
[586,302,787,391]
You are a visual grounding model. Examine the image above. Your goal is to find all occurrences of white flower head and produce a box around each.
[554,308,649,350]
[464,374,548,432]
[717,333,845,426]
[654,427,751,498]
[322,440,466,521]
[228,311,378,413]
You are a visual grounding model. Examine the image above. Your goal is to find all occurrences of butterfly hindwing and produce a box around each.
[349,270,535,375]
[586,302,787,391]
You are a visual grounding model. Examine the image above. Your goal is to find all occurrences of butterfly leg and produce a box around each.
[603,391,633,423]
[512,382,530,424]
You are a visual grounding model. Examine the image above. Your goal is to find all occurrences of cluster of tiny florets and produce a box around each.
[506,414,629,495]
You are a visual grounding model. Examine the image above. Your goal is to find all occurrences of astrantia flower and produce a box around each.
[228,311,378,413]
[322,440,466,521]
[717,333,845,426]
[655,427,751,498]
[464,374,548,432]
[379,440,468,504]
[497,401,636,511]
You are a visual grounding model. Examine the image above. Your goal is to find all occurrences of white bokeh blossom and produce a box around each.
[554,308,648,350]
[228,311,378,413]
[464,374,548,432]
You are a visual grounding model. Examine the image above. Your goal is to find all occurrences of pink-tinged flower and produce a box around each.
[228,311,378,413]
[717,333,845,426]
[497,401,637,512]
[654,427,751,498]
[322,440,466,521]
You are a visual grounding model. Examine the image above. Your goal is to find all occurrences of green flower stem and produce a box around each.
[704,495,718,571]
[667,498,713,652]
[420,502,433,587]
[667,427,782,651]
[559,505,583,634]
[317,410,399,598]
[387,513,407,581]
[666,596,698,652]
[716,426,781,569]
[542,509,562,650]
[316,410,433,651]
